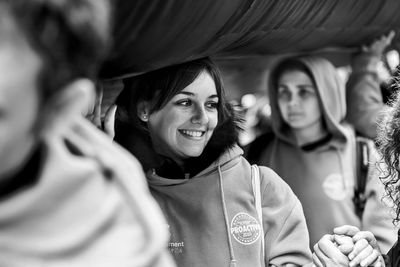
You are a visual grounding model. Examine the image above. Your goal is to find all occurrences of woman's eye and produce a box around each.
[299,88,314,98]
[176,99,192,106]
[278,89,290,101]
[206,101,218,109]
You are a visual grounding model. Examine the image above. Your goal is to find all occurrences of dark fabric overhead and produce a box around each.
[100,0,400,80]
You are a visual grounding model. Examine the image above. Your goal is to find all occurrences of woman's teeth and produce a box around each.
[181,130,204,137]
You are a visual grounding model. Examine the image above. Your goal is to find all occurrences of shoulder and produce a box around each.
[258,166,292,191]
[257,166,299,205]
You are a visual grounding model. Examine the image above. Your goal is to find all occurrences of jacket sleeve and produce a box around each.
[259,166,312,266]
[345,53,386,139]
[361,142,397,254]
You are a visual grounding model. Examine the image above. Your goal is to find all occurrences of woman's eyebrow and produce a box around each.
[178,91,194,96]
[178,91,219,99]
[299,84,315,88]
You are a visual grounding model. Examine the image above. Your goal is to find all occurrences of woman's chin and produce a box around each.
[182,148,205,158]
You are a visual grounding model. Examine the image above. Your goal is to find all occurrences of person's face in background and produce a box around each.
[146,71,219,166]
[0,24,42,181]
[277,69,322,132]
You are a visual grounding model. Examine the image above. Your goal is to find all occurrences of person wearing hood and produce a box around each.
[0,0,175,266]
[245,56,397,253]
[114,58,312,267]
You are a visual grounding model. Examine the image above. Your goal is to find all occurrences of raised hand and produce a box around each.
[361,30,395,57]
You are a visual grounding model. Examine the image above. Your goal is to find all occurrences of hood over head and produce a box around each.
[268,56,348,145]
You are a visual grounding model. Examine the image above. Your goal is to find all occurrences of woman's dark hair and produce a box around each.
[377,88,400,225]
[116,57,230,134]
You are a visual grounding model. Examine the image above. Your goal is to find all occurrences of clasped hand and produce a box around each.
[312,225,384,267]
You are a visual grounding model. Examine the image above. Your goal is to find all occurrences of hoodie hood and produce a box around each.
[269,56,348,145]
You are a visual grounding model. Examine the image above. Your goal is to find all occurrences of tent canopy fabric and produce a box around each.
[100,0,400,80]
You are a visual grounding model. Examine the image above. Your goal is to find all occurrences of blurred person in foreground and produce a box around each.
[0,0,174,266]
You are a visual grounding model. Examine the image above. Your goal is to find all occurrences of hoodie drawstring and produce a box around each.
[218,165,237,267]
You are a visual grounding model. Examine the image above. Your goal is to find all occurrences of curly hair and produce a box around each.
[377,86,400,225]
[0,0,111,102]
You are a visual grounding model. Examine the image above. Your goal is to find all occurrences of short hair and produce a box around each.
[0,0,111,102]
[116,58,231,133]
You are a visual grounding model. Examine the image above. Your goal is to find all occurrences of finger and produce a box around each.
[333,225,360,237]
[103,104,117,138]
[371,255,384,267]
[91,85,104,127]
[352,231,379,249]
[316,235,349,264]
[334,234,353,245]
[314,243,349,266]
[312,252,323,267]
[386,30,396,44]
[313,243,330,265]
[350,246,372,266]
[348,238,369,260]
[338,243,353,255]
[359,250,382,267]
[334,234,354,255]
[350,247,381,267]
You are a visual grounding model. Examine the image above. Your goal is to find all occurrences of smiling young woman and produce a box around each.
[114,57,312,267]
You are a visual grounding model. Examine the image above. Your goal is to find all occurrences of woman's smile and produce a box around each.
[179,129,206,139]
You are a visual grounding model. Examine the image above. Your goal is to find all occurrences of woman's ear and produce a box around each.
[137,101,150,122]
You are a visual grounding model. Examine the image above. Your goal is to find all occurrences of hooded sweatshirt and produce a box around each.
[249,56,397,252]
[143,113,312,266]
[0,117,175,267]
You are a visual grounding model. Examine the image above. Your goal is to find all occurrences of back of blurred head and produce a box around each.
[0,0,110,180]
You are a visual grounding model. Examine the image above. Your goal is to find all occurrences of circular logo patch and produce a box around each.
[230,212,261,245]
[322,174,347,200]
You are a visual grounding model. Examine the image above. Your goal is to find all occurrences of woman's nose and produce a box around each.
[191,105,209,124]
[288,93,300,106]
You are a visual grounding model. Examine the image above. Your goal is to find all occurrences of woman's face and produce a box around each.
[277,69,322,131]
[147,71,219,165]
